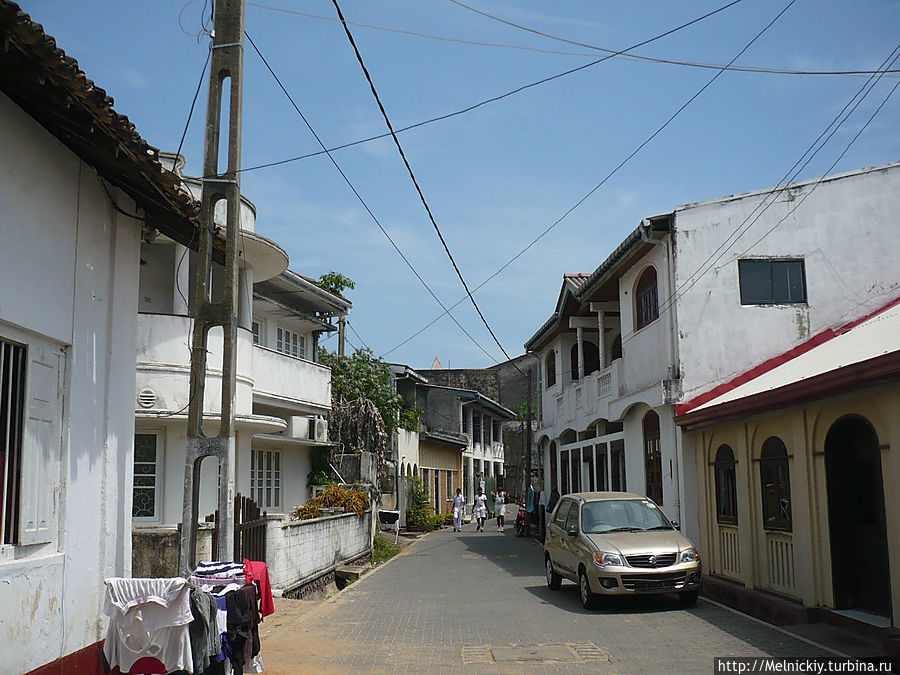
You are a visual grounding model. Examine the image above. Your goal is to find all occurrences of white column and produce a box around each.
[597,310,606,368]
[238,266,253,329]
[466,455,475,506]
[576,326,585,379]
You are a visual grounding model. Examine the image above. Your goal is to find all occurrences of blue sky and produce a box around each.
[28,0,900,369]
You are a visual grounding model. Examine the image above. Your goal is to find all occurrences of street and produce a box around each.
[258,527,832,674]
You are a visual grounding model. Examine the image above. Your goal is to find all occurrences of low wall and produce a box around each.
[132,524,214,577]
[266,511,372,592]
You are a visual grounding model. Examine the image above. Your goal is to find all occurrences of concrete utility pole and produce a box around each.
[525,366,533,535]
[338,315,346,356]
[180,0,246,574]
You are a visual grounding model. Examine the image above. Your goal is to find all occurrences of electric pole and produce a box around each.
[180,0,246,573]
[525,366,532,535]
[338,315,346,356]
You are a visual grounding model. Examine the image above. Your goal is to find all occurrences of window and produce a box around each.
[714,445,738,525]
[545,350,556,388]
[133,433,161,520]
[759,437,791,531]
[553,499,572,526]
[1,339,26,544]
[472,414,482,442]
[635,267,659,330]
[739,259,806,305]
[570,343,580,381]
[564,501,579,532]
[251,321,261,345]
[276,327,306,358]
[583,341,600,375]
[610,439,626,491]
[643,411,663,505]
[250,449,281,510]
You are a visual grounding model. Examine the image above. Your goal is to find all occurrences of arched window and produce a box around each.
[583,341,600,375]
[545,350,556,388]
[643,411,663,505]
[635,267,659,330]
[714,445,737,525]
[759,437,791,531]
[570,343,580,381]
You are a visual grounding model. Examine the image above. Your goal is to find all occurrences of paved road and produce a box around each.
[259,526,832,674]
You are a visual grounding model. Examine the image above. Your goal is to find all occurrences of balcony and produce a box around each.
[135,313,253,416]
[546,358,623,431]
[253,345,331,411]
[469,441,504,461]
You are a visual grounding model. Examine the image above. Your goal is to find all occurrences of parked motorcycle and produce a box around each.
[514,503,527,537]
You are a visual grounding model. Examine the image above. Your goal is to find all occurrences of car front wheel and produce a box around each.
[545,556,562,590]
[679,590,699,606]
[579,569,599,610]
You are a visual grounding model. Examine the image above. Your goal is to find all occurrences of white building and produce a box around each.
[134,157,351,530]
[0,4,200,672]
[528,161,900,543]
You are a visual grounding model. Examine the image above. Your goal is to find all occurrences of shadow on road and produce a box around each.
[524,582,695,616]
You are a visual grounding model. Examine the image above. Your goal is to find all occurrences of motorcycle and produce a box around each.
[514,503,527,537]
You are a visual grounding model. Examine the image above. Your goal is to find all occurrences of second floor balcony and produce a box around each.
[253,344,331,411]
[469,441,504,461]
[543,358,624,431]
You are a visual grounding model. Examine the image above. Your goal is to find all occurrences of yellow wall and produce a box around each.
[419,441,463,515]
[690,382,899,627]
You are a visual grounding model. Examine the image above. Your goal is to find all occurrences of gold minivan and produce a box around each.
[544,492,702,609]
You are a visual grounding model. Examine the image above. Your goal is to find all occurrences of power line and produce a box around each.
[644,43,900,332]
[211,0,748,178]
[247,1,900,79]
[244,31,500,365]
[381,0,798,359]
[346,320,370,351]
[329,0,519,372]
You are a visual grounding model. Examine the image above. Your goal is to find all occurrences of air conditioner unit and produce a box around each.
[313,418,328,442]
[286,416,310,439]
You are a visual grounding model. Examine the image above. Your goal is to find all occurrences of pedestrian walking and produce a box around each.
[473,488,488,532]
[452,488,465,532]
[494,489,506,532]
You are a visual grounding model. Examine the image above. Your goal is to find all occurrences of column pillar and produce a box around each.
[597,310,606,368]
[467,455,475,506]
[237,265,253,330]
[576,326,585,379]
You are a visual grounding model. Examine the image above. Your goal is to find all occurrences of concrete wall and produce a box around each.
[0,92,141,673]
[418,369,499,401]
[673,162,900,401]
[266,512,372,591]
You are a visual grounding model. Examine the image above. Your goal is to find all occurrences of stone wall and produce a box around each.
[132,524,214,577]
[418,369,500,401]
[266,512,372,592]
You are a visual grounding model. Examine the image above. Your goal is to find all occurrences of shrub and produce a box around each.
[290,485,370,521]
[406,477,432,531]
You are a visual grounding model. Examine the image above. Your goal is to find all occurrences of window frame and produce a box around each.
[738,258,807,305]
[133,430,163,522]
[1,337,27,544]
[276,326,306,358]
[759,437,792,532]
[553,498,573,527]
[251,320,262,345]
[714,444,738,525]
[545,349,556,388]
[635,266,659,331]
[250,448,282,511]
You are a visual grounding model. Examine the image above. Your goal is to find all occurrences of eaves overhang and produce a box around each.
[0,1,203,250]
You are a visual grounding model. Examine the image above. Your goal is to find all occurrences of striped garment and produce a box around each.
[193,561,245,578]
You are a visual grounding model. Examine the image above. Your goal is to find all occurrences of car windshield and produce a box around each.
[581,499,672,534]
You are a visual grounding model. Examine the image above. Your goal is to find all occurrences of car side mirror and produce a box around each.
[567,525,579,536]
[671,520,680,530]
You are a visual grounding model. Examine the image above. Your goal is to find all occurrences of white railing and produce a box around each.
[718,524,740,578]
[765,531,795,594]
[253,345,331,409]
[553,359,623,426]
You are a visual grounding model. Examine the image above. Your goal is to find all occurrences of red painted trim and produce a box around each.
[675,295,900,416]
[675,350,900,429]
[25,641,106,675]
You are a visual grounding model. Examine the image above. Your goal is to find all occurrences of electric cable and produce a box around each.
[329,0,521,373]
[211,0,748,178]
[381,0,798,359]
[346,320,370,352]
[247,1,899,79]
[244,31,501,364]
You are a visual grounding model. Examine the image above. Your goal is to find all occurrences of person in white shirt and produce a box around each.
[452,488,466,532]
[473,488,488,532]
[494,489,506,532]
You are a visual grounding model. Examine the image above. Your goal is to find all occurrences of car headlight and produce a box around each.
[593,551,623,567]
[680,547,700,563]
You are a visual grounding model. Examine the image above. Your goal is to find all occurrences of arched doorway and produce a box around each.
[825,415,891,617]
[643,410,663,505]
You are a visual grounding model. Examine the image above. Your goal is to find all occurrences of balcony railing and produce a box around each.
[253,345,331,409]
[546,359,623,428]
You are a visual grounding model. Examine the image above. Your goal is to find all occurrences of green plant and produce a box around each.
[405,477,432,531]
[317,271,355,295]
[371,531,401,564]
[307,448,336,488]
[428,513,446,530]
[290,485,371,520]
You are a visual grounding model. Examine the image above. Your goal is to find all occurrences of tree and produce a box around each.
[317,271,355,295]
[318,347,421,438]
